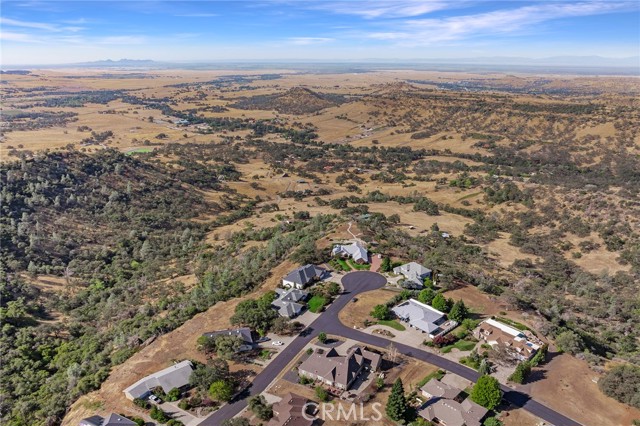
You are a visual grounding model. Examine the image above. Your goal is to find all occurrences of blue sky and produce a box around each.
[1,1,639,65]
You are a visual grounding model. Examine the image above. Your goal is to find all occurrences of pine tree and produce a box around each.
[381,257,392,272]
[449,300,468,322]
[386,378,407,422]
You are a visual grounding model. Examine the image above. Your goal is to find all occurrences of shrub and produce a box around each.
[371,304,390,320]
[598,364,640,409]
[315,386,329,402]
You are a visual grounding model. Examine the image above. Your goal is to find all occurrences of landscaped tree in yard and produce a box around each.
[248,395,273,420]
[318,332,327,343]
[431,293,450,312]
[209,379,234,402]
[386,378,408,422]
[418,287,435,305]
[380,256,392,272]
[371,304,390,320]
[470,375,502,410]
[449,299,468,322]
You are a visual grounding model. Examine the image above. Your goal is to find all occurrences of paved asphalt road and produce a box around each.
[201,271,582,426]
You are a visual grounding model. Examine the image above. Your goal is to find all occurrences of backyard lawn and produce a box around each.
[308,295,328,313]
[377,319,406,331]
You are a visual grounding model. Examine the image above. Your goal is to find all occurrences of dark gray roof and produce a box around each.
[80,415,103,426]
[283,264,324,286]
[203,327,254,344]
[272,288,308,318]
[123,360,193,399]
[103,414,137,426]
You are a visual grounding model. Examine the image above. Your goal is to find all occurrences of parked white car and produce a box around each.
[271,341,284,346]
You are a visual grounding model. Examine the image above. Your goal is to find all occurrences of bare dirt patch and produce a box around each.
[526,353,640,426]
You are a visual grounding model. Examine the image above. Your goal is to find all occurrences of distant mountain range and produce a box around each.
[3,56,638,74]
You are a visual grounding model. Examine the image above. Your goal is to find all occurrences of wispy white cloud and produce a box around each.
[315,0,461,19]
[96,35,147,45]
[360,1,638,44]
[0,30,43,43]
[1,17,59,31]
[287,37,335,45]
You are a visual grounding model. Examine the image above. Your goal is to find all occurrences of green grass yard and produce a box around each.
[307,295,328,313]
[416,369,446,388]
[441,340,477,354]
[377,320,406,331]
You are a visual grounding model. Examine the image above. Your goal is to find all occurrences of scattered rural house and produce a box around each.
[393,262,432,288]
[392,299,457,338]
[473,318,541,361]
[418,395,489,426]
[123,360,194,401]
[421,379,462,400]
[272,288,309,318]
[174,119,190,125]
[80,413,137,426]
[331,242,369,264]
[202,327,255,352]
[282,264,326,289]
[298,345,381,391]
[267,392,314,426]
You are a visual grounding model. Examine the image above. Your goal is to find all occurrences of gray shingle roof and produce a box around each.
[103,413,137,426]
[272,288,309,318]
[283,264,324,286]
[123,360,193,399]
[393,262,432,285]
[392,299,445,334]
[203,327,254,344]
[332,242,369,263]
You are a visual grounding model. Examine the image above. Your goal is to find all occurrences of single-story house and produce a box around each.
[392,299,457,338]
[420,379,462,400]
[123,360,194,401]
[282,264,325,289]
[331,242,369,264]
[473,318,540,361]
[80,413,137,426]
[267,392,314,426]
[418,396,488,426]
[393,262,432,287]
[202,327,255,352]
[272,288,309,318]
[298,345,381,391]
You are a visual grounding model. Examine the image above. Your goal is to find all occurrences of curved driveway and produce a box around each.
[202,271,582,426]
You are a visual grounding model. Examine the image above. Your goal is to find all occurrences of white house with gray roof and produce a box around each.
[202,327,255,352]
[392,299,457,338]
[393,262,432,287]
[123,360,193,401]
[80,413,137,426]
[282,264,325,289]
[272,288,308,318]
[332,242,369,264]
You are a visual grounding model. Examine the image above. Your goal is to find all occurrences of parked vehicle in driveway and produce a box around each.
[272,341,284,346]
[149,394,162,404]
